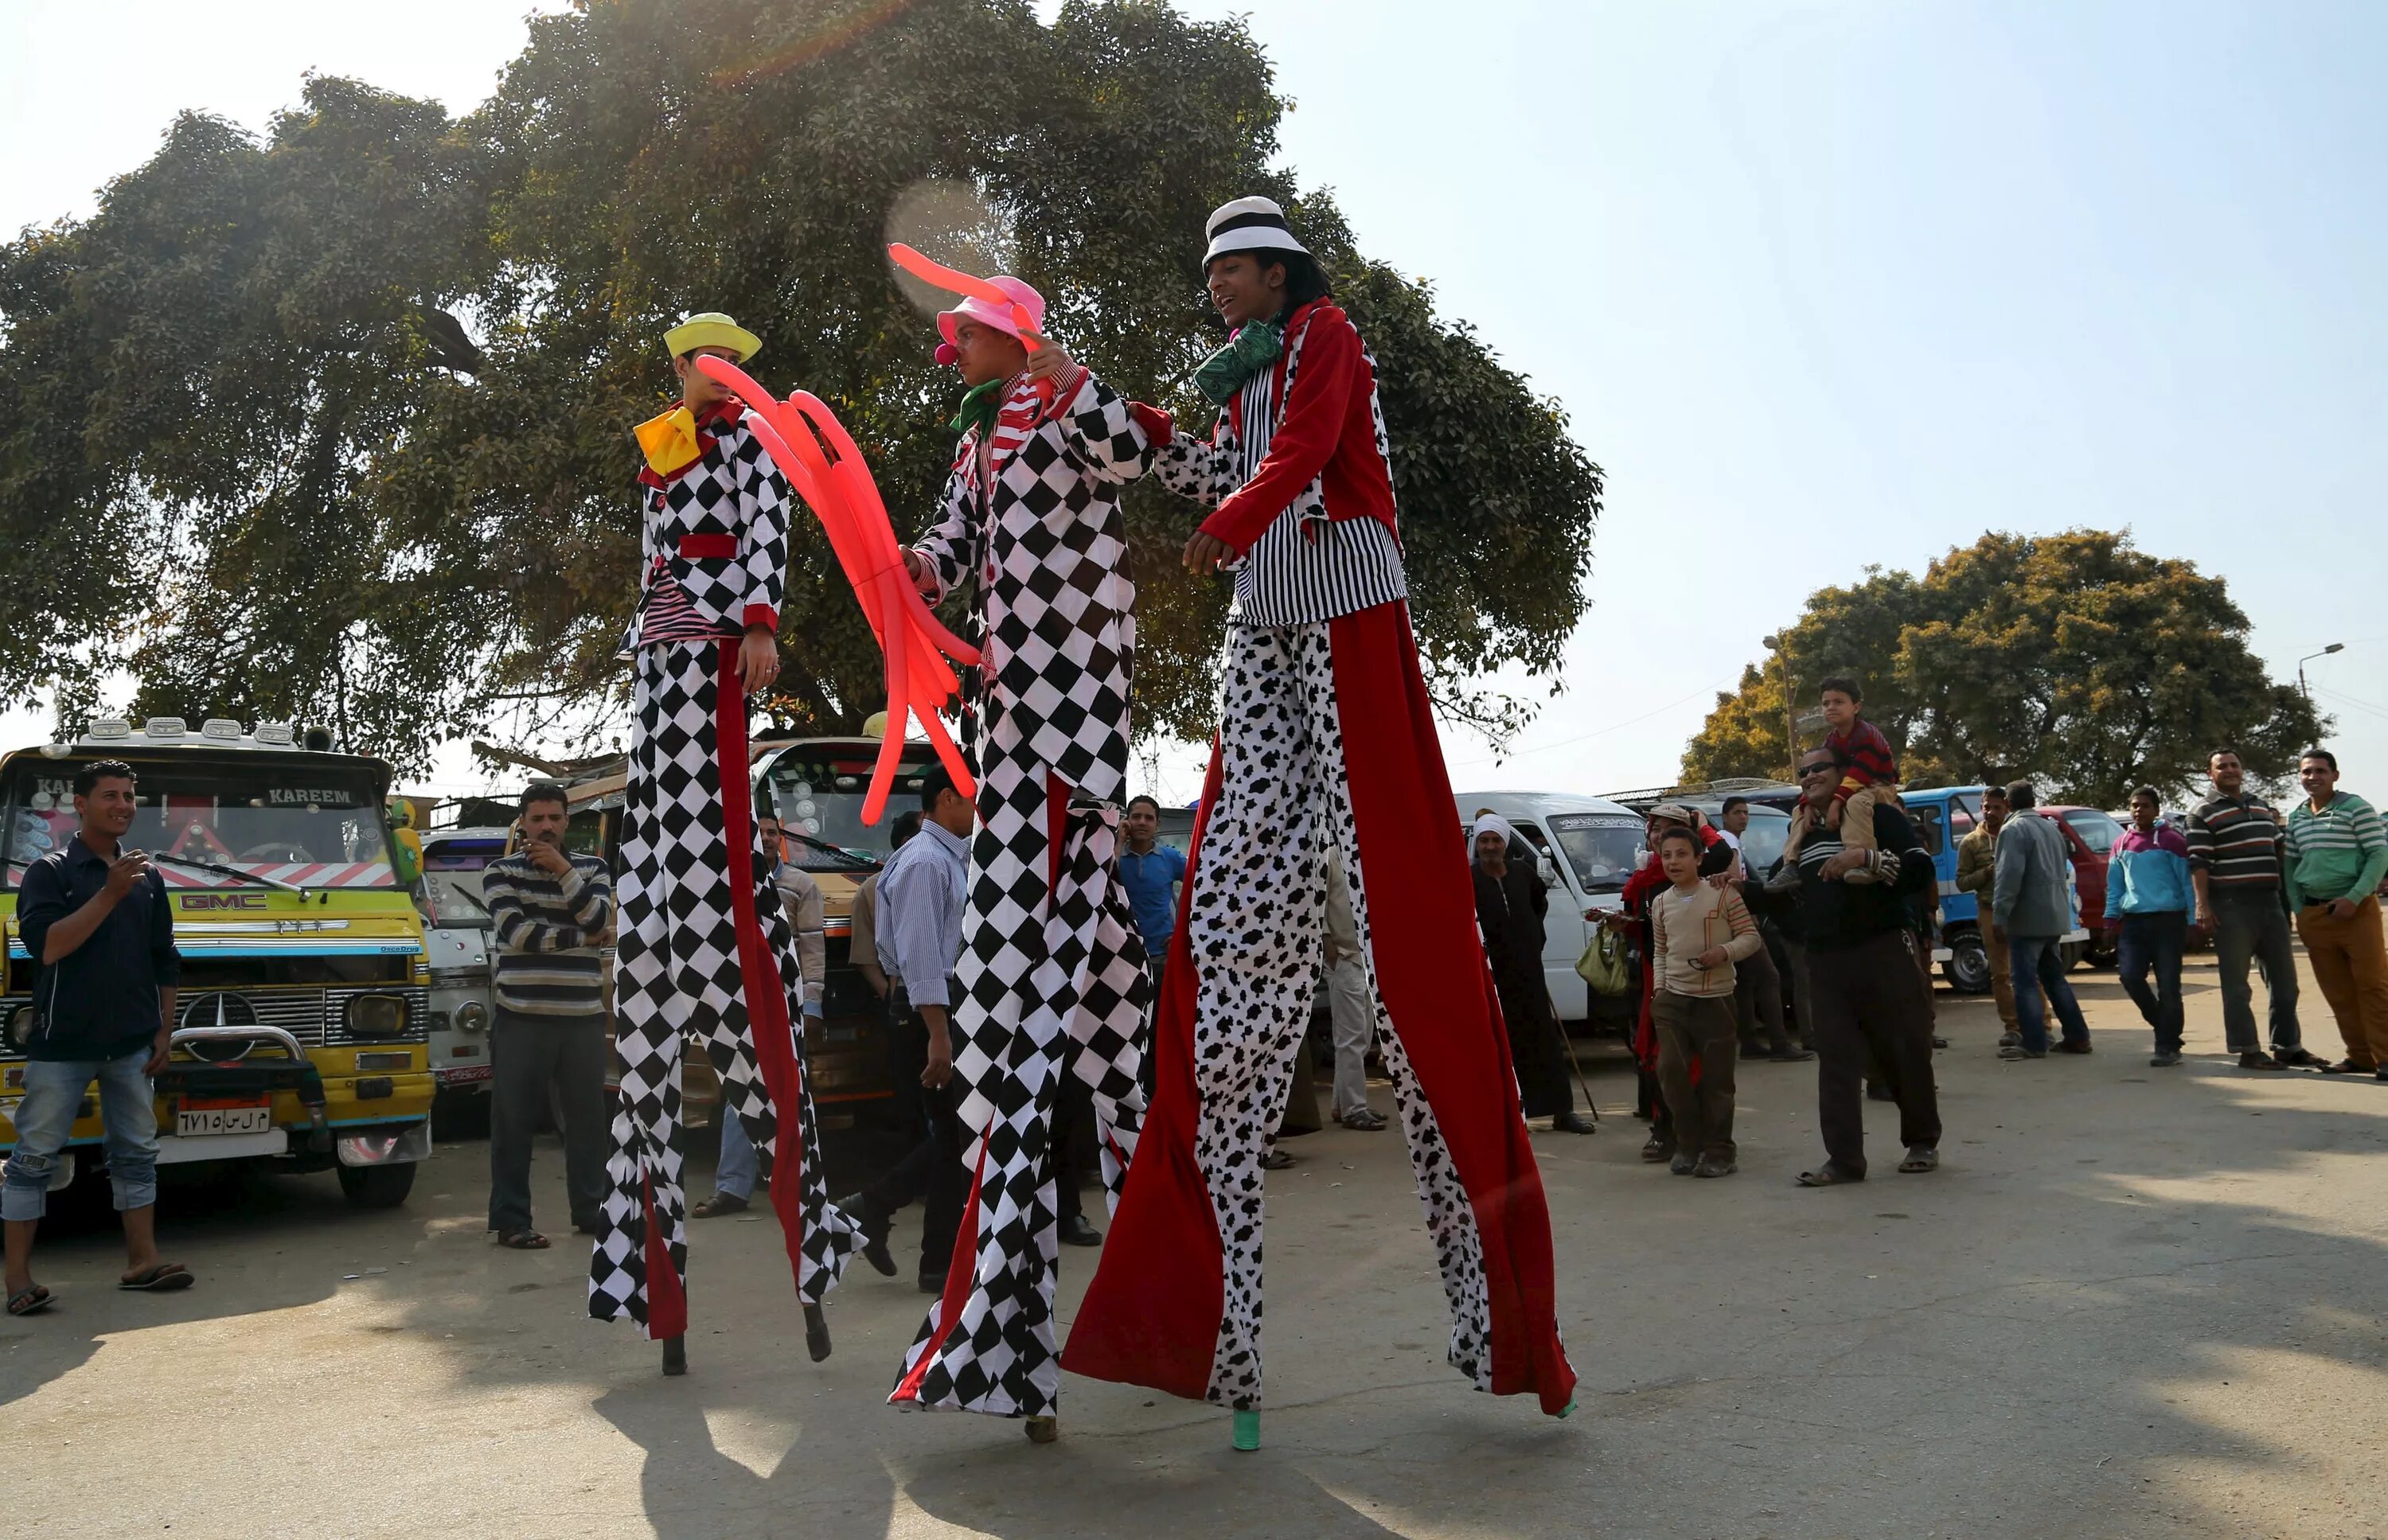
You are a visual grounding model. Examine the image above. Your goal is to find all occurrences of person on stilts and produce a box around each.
[1063,199,1578,1449]
[587,312,860,1367]
[888,277,1161,1439]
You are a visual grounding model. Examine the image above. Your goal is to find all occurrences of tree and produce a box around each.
[1681,530,2325,807]
[0,0,1602,773]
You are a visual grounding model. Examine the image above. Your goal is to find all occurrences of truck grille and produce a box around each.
[0,987,429,1061]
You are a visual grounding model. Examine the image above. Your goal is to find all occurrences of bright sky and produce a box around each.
[4,1,2382,805]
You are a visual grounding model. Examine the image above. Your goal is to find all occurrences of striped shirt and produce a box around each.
[482,849,614,1022]
[638,556,736,646]
[2185,793,2285,891]
[1650,880,1762,998]
[2284,791,2388,911]
[1223,335,1407,627]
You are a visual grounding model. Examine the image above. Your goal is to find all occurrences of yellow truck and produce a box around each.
[0,718,435,1208]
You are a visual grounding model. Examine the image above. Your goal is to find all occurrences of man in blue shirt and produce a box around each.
[1118,795,1187,994]
[2105,786,2199,1067]
[5,760,191,1316]
[835,765,973,1291]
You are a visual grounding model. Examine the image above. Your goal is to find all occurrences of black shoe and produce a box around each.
[1669,1152,1696,1175]
[2238,1050,2286,1070]
[2273,1047,2325,1069]
[1692,1154,1736,1179]
[1059,1214,1102,1247]
[918,1272,946,1295]
[2376,1066,2388,1083]
[1866,1082,1896,1101]
[2053,1038,2093,1055]
[1769,1047,1816,1062]
[1999,1044,2047,1060]
[2149,1050,2183,1067]
[1997,1031,2021,1049]
[1931,1035,1949,1050]
[1640,1136,1672,1164]
[1551,1111,1598,1135]
[572,1216,601,1236]
[833,1192,899,1277]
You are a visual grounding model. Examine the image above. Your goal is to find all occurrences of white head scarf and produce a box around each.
[1472,813,1519,865]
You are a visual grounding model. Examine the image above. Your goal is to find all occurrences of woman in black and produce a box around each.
[1471,816,1594,1134]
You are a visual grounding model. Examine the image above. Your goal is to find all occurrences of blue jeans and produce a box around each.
[2,1052,159,1222]
[2008,935,2090,1053]
[2117,911,2188,1052]
[716,1109,759,1200]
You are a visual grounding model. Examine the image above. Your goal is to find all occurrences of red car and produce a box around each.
[2029,805,2126,961]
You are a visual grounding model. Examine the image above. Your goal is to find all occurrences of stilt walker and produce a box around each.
[884,274,1160,1438]
[588,312,861,1370]
[1062,200,1578,1448]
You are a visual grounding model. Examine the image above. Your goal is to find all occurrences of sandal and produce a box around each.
[7,1284,52,1316]
[118,1263,193,1292]
[1796,1164,1864,1187]
[1897,1147,1939,1174]
[1260,1148,1296,1171]
[497,1230,551,1250]
[692,1192,750,1218]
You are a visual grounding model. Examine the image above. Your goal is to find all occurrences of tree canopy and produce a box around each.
[1680,530,2325,807]
[0,0,1602,773]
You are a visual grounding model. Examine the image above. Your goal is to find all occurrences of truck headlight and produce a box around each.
[455,1001,490,1035]
[344,994,407,1039]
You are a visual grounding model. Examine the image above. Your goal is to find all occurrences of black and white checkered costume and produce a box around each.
[590,404,860,1337]
[888,368,1157,1418]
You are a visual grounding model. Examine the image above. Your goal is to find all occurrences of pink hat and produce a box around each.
[933,275,1044,366]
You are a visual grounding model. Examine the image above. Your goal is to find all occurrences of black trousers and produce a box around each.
[486,1012,610,1235]
[863,996,967,1280]
[1808,931,1941,1175]
[1734,941,1791,1055]
[1496,972,1574,1117]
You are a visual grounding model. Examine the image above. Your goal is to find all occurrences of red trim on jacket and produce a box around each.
[1197,300,1399,557]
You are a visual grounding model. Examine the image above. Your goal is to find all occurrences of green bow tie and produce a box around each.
[1192,321,1285,406]
[950,378,1005,439]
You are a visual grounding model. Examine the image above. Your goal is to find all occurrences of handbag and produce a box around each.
[1575,926,1633,997]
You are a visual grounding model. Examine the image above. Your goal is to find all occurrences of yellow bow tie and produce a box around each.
[634,405,701,478]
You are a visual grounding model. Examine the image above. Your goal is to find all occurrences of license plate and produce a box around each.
[178,1105,272,1136]
[437,1064,494,1087]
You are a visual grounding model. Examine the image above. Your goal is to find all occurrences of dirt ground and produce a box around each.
[5,943,2386,1539]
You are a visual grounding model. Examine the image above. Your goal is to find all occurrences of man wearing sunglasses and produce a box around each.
[1784,747,1941,1186]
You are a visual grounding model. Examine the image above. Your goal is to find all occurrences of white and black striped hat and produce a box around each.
[1203,195,1309,266]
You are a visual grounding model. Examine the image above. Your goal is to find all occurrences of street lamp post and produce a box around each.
[2297,641,2345,700]
[1762,634,1799,782]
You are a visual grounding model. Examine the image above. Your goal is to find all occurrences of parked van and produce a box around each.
[1453,791,1646,1031]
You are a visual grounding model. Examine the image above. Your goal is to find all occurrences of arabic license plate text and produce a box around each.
[178,1105,272,1136]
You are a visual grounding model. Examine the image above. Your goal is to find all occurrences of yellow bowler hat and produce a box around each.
[664,312,763,362]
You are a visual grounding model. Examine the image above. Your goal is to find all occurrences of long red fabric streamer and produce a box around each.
[693,357,979,825]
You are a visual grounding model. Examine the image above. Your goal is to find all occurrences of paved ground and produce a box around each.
[6,943,2387,1539]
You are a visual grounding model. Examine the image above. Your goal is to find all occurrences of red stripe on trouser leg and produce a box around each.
[713,641,813,1297]
[1059,740,1227,1402]
[642,1172,688,1339]
[892,1136,991,1405]
[1330,602,1574,1413]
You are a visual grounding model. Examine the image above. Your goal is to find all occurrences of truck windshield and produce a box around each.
[3,758,396,890]
[761,752,935,871]
[1545,813,1645,894]
[1737,809,1792,873]
[419,871,492,929]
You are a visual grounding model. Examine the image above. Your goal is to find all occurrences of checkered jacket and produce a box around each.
[616,400,793,654]
[910,369,1157,804]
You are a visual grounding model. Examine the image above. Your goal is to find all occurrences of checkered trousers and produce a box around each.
[912,369,1155,806]
[589,640,860,1335]
[890,740,1150,1417]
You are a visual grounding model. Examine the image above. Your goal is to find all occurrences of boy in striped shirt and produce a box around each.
[1649,825,1764,1178]
[2286,750,2388,1078]
[482,783,614,1250]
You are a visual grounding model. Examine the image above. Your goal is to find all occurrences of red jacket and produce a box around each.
[1199,300,1401,556]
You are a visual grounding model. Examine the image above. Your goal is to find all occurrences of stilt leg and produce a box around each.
[804,1302,832,1363]
[1024,1416,1059,1444]
[1231,1409,1260,1452]
[661,1335,686,1377]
